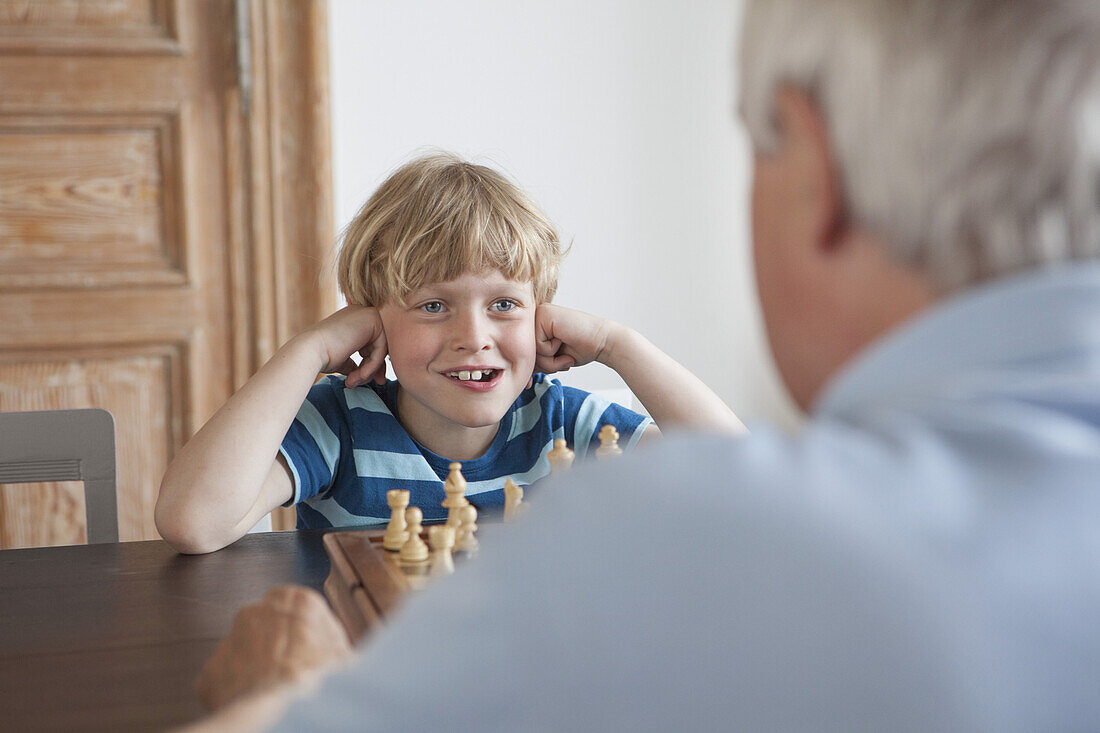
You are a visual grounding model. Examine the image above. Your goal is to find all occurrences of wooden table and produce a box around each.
[0,530,332,733]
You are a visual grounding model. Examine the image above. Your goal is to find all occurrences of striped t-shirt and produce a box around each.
[279,373,652,529]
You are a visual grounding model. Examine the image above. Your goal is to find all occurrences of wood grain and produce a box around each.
[0,480,86,548]
[0,0,162,28]
[0,0,180,55]
[0,529,332,731]
[0,350,177,546]
[0,0,335,546]
[231,0,335,530]
[0,115,184,290]
[321,529,416,642]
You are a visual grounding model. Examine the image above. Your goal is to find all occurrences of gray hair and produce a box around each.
[740,0,1100,292]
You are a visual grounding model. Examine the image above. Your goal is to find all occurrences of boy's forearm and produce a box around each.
[600,325,746,435]
[156,334,325,553]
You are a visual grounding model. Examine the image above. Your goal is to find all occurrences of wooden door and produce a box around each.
[0,0,335,548]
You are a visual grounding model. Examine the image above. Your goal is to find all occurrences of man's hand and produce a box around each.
[534,304,618,374]
[196,586,353,712]
[300,305,388,387]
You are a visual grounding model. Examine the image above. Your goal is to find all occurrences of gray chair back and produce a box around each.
[0,408,119,544]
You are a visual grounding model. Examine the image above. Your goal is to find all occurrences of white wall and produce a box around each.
[329,0,801,429]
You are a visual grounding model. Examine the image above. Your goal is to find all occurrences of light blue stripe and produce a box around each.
[464,435,558,495]
[343,386,392,414]
[572,393,612,460]
[509,380,553,440]
[297,399,341,476]
[278,445,303,505]
[353,449,440,482]
[309,497,388,527]
[625,418,655,449]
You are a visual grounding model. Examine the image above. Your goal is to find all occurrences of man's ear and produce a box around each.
[773,86,846,253]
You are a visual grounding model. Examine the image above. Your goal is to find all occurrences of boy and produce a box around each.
[156,153,742,554]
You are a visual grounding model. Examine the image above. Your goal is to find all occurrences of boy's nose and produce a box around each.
[450,312,493,352]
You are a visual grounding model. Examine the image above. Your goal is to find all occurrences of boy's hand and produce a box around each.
[534,304,616,374]
[301,305,388,387]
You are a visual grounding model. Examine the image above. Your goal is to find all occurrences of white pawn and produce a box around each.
[547,438,575,475]
[454,505,480,555]
[399,506,429,564]
[442,461,470,530]
[428,525,456,577]
[382,489,410,551]
[595,425,622,460]
[503,478,525,522]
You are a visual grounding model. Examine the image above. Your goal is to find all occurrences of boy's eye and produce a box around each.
[421,301,444,314]
[490,299,516,312]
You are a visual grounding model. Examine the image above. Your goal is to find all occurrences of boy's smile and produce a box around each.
[442,367,504,391]
[378,270,537,460]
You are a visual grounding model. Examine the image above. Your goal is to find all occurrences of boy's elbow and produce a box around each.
[155,481,226,555]
[157,519,219,555]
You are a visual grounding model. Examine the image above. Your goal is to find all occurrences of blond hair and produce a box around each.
[338,152,563,306]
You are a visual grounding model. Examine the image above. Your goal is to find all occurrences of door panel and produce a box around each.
[0,0,180,55]
[0,1,226,546]
[0,349,178,546]
[0,0,334,547]
[0,113,185,289]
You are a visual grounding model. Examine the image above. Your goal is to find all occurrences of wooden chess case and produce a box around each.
[323,528,416,643]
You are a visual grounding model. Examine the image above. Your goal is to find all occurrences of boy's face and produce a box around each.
[378,270,537,450]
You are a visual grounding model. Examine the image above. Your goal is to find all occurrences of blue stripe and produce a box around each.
[282,421,333,502]
[343,384,392,413]
[347,408,418,453]
[625,417,655,448]
[296,399,340,475]
[277,446,303,505]
[284,374,650,530]
[561,385,588,449]
[311,496,388,528]
[509,379,553,440]
[572,392,612,460]
[464,436,556,494]
[295,501,332,528]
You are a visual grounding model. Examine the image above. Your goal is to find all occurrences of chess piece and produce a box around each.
[547,438,575,474]
[442,461,470,530]
[428,525,456,577]
[399,506,429,564]
[595,425,622,460]
[503,478,525,522]
[454,505,480,555]
[382,489,411,551]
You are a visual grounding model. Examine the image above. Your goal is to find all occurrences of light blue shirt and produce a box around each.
[271,263,1100,731]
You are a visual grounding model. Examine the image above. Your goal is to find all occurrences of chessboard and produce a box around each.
[323,458,496,643]
[321,435,613,643]
[323,526,437,643]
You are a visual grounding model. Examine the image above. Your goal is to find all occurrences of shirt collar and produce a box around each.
[815,262,1100,418]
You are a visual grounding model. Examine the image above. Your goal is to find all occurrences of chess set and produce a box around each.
[323,427,622,642]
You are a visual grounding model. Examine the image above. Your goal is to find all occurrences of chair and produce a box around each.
[0,408,119,544]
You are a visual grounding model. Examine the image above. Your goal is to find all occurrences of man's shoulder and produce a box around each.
[611,422,903,511]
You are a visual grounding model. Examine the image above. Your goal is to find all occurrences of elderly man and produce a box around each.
[191,0,1100,730]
